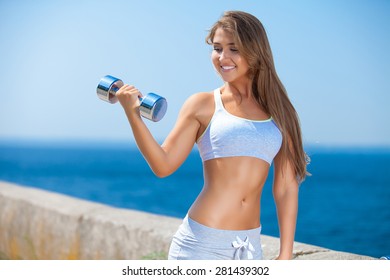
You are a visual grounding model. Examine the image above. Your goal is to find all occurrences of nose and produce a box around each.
[219,50,229,61]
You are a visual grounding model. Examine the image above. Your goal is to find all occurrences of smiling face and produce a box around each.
[211,28,250,85]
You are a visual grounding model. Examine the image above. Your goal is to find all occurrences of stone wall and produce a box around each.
[0,181,374,260]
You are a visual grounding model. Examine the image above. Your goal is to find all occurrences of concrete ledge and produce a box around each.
[0,181,374,260]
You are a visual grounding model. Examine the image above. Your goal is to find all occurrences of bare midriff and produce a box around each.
[188,156,270,230]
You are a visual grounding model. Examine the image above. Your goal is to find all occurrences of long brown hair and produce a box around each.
[206,11,309,182]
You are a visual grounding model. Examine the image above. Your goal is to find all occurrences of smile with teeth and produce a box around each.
[221,65,236,71]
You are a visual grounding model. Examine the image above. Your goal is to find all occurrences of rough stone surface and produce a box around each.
[0,181,375,260]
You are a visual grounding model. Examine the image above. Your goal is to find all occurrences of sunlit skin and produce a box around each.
[115,28,298,260]
[189,28,272,230]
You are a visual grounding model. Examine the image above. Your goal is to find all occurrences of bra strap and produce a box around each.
[213,88,223,111]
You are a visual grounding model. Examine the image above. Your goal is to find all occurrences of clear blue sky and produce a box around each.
[1,0,389,147]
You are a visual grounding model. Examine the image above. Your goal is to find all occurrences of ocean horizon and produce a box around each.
[0,139,389,259]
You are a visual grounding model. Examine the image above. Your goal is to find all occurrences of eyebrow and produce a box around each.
[212,42,236,46]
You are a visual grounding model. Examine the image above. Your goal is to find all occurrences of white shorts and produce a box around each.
[168,214,263,260]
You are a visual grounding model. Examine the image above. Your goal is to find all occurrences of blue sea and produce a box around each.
[0,140,389,259]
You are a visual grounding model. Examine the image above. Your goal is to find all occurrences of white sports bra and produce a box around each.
[196,88,282,165]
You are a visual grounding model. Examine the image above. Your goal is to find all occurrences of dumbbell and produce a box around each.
[96,75,167,122]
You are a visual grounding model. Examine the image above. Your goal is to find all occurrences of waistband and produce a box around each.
[184,214,261,245]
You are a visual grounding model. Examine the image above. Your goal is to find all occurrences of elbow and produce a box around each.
[273,180,299,199]
[152,165,174,178]
[148,154,178,178]
[154,170,170,178]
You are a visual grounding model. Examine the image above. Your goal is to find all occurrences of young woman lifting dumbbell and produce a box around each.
[115,11,309,260]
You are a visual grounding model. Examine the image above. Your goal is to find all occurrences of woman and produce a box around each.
[116,11,309,260]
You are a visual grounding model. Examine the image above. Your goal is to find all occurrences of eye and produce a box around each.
[230,48,239,53]
[213,46,222,53]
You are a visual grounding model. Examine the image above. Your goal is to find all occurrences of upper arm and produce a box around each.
[273,141,299,195]
[160,92,212,175]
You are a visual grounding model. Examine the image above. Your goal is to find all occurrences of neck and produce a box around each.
[224,81,252,99]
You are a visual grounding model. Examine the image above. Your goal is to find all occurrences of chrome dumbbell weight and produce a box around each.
[96,75,167,122]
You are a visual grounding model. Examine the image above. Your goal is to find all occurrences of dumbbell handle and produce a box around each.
[96,75,140,103]
[107,82,144,102]
[96,75,167,122]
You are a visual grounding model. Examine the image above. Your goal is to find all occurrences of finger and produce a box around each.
[117,84,128,93]
[130,88,143,99]
[122,84,135,90]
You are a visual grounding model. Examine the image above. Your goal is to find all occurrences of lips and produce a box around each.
[221,65,236,71]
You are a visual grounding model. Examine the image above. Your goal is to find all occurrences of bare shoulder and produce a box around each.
[184,91,214,107]
[180,91,215,119]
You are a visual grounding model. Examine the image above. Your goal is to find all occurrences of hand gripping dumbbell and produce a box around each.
[96,75,167,122]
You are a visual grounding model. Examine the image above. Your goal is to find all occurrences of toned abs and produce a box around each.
[188,156,270,230]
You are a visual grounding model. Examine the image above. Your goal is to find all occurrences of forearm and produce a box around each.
[117,86,201,178]
[274,184,298,259]
[125,109,169,177]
